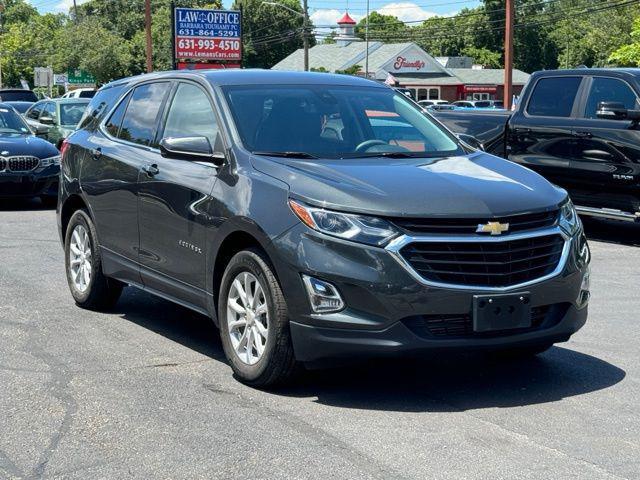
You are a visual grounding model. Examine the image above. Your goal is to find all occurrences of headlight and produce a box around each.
[40,155,61,167]
[289,199,399,246]
[559,198,580,235]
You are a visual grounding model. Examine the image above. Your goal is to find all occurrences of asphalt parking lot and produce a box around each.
[1,200,639,480]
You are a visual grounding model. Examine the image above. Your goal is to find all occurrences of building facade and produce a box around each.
[272,13,530,102]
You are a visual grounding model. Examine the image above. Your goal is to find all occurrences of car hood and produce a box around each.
[0,134,59,158]
[250,151,566,217]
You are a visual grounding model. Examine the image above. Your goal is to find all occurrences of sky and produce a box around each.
[31,0,482,24]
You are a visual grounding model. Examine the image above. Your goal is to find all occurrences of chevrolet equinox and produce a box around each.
[57,70,591,386]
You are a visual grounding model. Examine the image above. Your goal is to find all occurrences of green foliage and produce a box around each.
[0,0,221,87]
[335,64,361,75]
[355,12,405,39]
[610,17,640,66]
[233,0,315,68]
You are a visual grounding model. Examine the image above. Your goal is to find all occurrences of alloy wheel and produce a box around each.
[69,224,92,293]
[227,271,269,365]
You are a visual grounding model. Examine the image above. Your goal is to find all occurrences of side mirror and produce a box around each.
[596,101,640,122]
[34,124,49,136]
[159,136,225,166]
[456,133,485,151]
[39,116,55,125]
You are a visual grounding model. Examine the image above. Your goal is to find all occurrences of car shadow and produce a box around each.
[114,287,225,361]
[112,288,625,412]
[582,216,640,247]
[0,197,56,211]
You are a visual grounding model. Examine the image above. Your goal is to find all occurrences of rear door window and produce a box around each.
[526,76,582,117]
[584,77,639,119]
[118,82,171,147]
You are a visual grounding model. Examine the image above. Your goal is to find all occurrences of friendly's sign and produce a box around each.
[174,8,241,62]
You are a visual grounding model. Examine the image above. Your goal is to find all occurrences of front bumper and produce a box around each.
[272,224,590,363]
[0,167,59,198]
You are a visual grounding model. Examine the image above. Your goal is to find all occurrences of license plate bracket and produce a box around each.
[473,292,531,333]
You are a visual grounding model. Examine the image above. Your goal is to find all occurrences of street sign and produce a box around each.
[67,69,96,85]
[34,67,53,87]
[54,74,68,86]
[174,8,241,62]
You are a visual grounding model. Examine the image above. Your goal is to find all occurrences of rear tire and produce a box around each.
[218,249,298,387]
[489,342,554,360]
[64,209,123,310]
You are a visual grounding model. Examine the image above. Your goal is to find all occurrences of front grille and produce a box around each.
[7,156,39,172]
[399,234,565,288]
[390,210,558,235]
[0,158,6,171]
[403,303,568,339]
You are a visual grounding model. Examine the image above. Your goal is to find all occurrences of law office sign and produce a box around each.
[174,8,242,62]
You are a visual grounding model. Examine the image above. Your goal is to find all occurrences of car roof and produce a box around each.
[99,69,388,90]
[531,68,640,79]
[34,98,90,104]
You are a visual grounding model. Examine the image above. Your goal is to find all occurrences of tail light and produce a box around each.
[59,139,70,164]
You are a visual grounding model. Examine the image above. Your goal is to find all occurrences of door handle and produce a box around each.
[513,127,531,134]
[91,148,102,160]
[142,163,159,177]
[573,131,593,139]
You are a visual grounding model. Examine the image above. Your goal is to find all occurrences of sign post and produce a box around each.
[174,8,242,69]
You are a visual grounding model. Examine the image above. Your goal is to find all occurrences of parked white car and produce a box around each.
[61,88,96,99]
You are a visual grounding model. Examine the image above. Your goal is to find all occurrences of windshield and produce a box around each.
[60,102,89,126]
[0,91,38,102]
[0,107,32,134]
[222,85,462,159]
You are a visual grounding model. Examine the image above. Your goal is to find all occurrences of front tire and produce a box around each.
[219,249,297,387]
[64,209,123,310]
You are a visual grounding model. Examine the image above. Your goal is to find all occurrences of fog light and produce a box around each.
[302,275,345,313]
[577,265,590,308]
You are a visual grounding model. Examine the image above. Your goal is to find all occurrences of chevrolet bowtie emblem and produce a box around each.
[476,221,509,235]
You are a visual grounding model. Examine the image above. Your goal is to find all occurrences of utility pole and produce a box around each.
[302,0,309,71]
[365,0,370,77]
[503,0,514,110]
[72,0,78,24]
[145,0,153,73]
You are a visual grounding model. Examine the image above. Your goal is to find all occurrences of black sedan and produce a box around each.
[0,103,61,205]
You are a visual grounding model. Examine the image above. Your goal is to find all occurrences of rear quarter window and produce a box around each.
[77,84,127,130]
[526,76,582,117]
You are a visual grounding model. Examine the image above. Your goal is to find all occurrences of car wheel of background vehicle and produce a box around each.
[488,342,554,360]
[64,209,123,310]
[219,249,297,387]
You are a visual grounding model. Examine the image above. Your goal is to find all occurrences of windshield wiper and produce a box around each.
[348,151,417,158]
[252,151,319,159]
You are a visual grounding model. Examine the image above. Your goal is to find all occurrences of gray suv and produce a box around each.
[57,70,591,386]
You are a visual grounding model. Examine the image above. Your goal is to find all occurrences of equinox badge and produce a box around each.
[476,221,509,235]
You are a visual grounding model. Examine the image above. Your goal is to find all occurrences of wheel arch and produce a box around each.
[209,221,282,325]
[60,194,90,239]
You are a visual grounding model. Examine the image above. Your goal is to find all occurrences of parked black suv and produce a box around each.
[434,68,640,222]
[58,70,590,386]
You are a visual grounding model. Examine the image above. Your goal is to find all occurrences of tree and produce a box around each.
[610,17,640,66]
[355,12,406,40]
[461,47,501,68]
[233,0,314,68]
